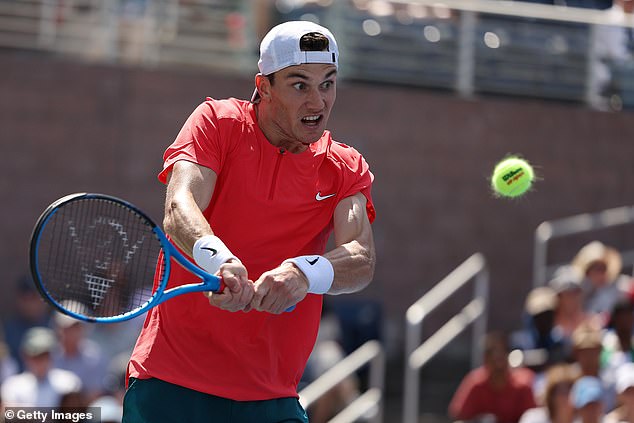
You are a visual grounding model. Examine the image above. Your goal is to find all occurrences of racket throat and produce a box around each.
[84,272,115,308]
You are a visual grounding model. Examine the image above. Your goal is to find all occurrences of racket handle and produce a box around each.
[216,278,293,312]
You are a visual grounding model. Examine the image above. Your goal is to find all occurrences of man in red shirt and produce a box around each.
[449,332,537,423]
[123,21,376,423]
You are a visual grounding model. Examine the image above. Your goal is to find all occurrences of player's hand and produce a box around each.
[250,262,309,314]
[204,260,254,312]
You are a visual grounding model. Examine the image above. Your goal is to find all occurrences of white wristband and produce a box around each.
[192,235,239,275]
[282,255,334,295]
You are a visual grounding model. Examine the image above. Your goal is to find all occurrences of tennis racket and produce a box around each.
[29,193,228,323]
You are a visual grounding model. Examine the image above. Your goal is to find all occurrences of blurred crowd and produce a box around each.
[449,241,634,423]
[0,277,144,422]
[0,243,631,422]
[0,275,380,423]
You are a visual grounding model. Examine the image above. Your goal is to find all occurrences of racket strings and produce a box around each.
[35,198,163,319]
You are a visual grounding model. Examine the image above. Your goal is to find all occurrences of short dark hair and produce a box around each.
[266,32,331,85]
[299,32,330,52]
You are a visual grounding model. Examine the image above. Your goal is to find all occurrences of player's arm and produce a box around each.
[163,160,215,252]
[164,160,254,312]
[324,192,375,294]
[250,192,375,313]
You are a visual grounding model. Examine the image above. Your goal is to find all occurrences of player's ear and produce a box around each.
[255,73,272,101]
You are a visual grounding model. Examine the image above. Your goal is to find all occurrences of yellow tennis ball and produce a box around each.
[491,156,535,198]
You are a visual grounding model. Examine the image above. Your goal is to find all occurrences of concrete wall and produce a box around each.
[2,51,634,350]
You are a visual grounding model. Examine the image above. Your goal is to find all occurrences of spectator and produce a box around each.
[549,266,588,357]
[572,321,616,411]
[588,0,634,110]
[58,390,89,412]
[449,332,537,423]
[572,242,632,318]
[88,316,143,363]
[519,363,579,423]
[89,396,123,423]
[605,362,634,422]
[0,325,17,384]
[103,352,128,403]
[3,275,51,371]
[512,286,568,368]
[572,376,607,423]
[51,310,108,402]
[601,297,634,390]
[1,327,81,407]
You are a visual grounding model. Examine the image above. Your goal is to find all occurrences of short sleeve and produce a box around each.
[158,101,223,184]
[336,144,376,223]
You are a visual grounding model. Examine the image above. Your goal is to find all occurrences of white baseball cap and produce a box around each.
[252,21,339,102]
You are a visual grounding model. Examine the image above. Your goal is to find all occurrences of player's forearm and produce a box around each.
[163,191,213,257]
[163,161,217,257]
[325,238,375,295]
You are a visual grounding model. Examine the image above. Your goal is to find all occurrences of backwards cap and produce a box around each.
[252,21,339,102]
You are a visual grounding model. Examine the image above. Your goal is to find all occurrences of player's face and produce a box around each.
[262,63,337,152]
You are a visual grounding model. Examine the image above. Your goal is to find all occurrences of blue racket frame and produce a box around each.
[30,193,224,323]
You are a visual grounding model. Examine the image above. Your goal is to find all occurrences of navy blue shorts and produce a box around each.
[122,377,308,423]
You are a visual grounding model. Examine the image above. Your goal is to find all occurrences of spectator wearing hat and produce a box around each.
[519,364,579,423]
[513,286,569,399]
[572,241,632,319]
[571,376,606,423]
[449,332,537,423]
[1,327,81,407]
[513,286,569,368]
[549,266,590,357]
[51,309,108,402]
[605,362,634,423]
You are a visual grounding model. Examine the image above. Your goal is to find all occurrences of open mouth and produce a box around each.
[301,115,322,127]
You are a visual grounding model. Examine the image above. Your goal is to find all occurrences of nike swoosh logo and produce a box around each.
[315,192,336,201]
[306,258,319,265]
[200,247,218,257]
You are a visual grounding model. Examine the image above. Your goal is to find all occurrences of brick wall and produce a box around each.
[2,51,634,348]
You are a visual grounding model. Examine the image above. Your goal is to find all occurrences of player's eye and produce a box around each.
[321,80,334,90]
[293,82,306,91]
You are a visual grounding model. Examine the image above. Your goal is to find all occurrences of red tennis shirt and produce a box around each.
[127,98,375,401]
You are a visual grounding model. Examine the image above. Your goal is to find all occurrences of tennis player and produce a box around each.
[123,20,376,422]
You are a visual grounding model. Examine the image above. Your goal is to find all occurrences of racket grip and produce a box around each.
[217,278,293,312]
[217,279,226,293]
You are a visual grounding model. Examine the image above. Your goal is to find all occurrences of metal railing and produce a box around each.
[299,340,385,423]
[403,253,489,423]
[533,205,634,287]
